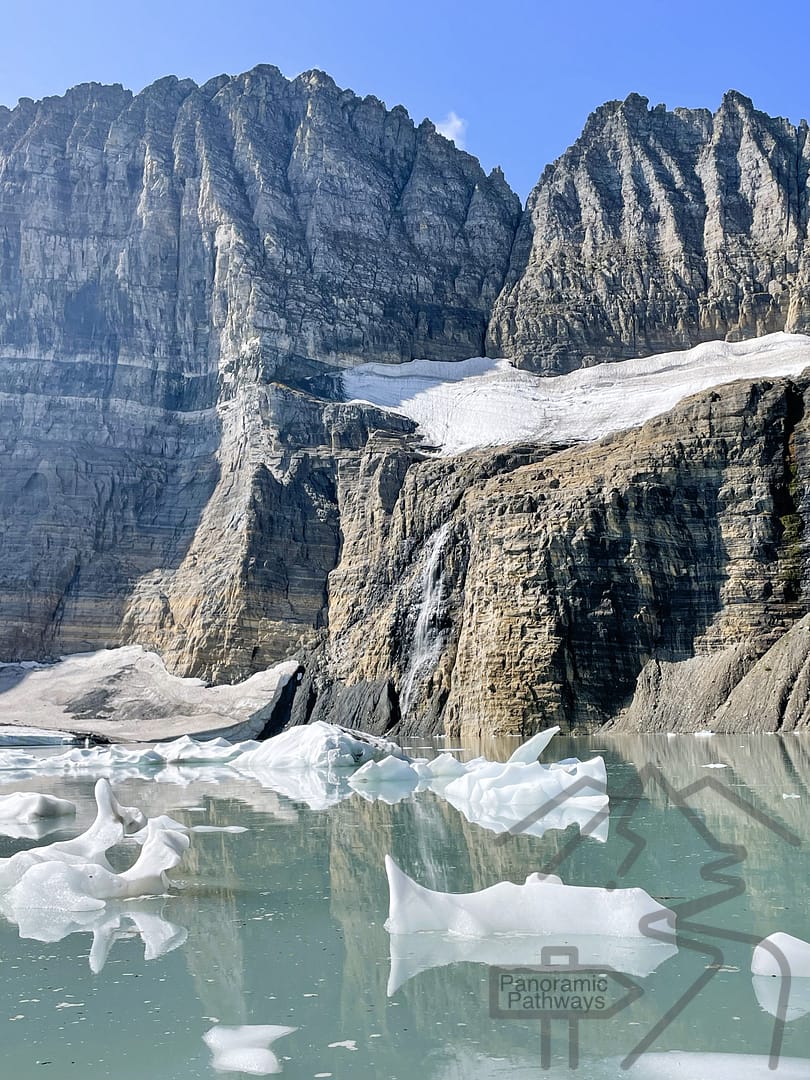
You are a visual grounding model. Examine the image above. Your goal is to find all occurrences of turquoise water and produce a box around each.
[1,734,809,1078]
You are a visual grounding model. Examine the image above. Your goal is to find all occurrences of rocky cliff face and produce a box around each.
[304,373,810,736]
[4,70,810,735]
[488,91,810,373]
[0,67,519,674]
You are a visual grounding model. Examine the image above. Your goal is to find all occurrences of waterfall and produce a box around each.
[399,522,452,719]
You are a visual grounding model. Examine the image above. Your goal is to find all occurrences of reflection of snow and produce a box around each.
[343,333,810,455]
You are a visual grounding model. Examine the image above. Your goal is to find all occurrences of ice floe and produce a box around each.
[203,1024,297,1075]
[0,791,76,822]
[233,720,406,772]
[752,931,810,977]
[384,856,675,940]
[621,1051,810,1077]
[4,816,189,911]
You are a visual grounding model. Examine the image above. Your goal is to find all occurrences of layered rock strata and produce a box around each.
[489,91,810,372]
[306,374,810,736]
[0,67,519,674]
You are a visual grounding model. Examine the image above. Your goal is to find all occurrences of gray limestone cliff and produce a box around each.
[0,67,519,675]
[302,373,810,736]
[4,70,810,736]
[488,91,810,373]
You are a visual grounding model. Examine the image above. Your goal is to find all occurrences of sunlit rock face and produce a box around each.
[0,68,519,677]
[489,92,810,373]
[307,373,810,736]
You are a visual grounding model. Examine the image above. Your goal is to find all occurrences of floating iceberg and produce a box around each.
[203,1024,297,1075]
[621,1051,810,1077]
[752,973,810,1022]
[4,816,189,911]
[752,932,810,977]
[234,721,406,772]
[0,778,145,890]
[387,930,677,995]
[0,736,259,776]
[436,754,608,840]
[348,754,420,795]
[0,791,76,822]
[384,856,675,940]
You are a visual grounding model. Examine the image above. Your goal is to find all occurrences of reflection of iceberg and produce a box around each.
[620,1051,810,1077]
[387,930,677,995]
[203,1024,297,1075]
[384,856,675,940]
[238,764,355,811]
[0,791,76,822]
[752,974,810,1022]
[0,817,72,841]
[1,896,187,973]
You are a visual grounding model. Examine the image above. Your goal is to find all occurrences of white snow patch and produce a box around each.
[343,333,810,454]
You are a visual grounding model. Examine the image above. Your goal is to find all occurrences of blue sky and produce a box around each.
[2,0,808,201]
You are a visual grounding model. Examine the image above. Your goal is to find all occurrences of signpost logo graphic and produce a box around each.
[491,761,802,1070]
[490,946,643,1068]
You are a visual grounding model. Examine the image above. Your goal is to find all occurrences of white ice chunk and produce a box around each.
[348,756,419,787]
[0,791,76,822]
[752,974,810,1022]
[234,721,406,773]
[752,932,810,977]
[384,855,675,940]
[505,726,560,764]
[436,754,607,839]
[204,1024,297,1075]
[0,778,145,889]
[622,1051,810,1077]
[5,817,189,910]
[411,752,467,780]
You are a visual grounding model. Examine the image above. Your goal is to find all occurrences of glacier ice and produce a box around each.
[384,856,676,940]
[233,720,406,772]
[203,1024,297,1075]
[0,791,76,822]
[435,753,608,840]
[620,1051,810,1077]
[752,932,810,977]
[4,816,189,911]
[344,333,810,454]
[0,778,145,890]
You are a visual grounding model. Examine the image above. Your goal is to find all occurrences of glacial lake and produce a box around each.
[1,733,809,1079]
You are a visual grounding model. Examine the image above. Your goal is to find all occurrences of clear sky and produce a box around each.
[2,0,808,202]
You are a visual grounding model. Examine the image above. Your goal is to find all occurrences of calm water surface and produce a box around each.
[1,733,809,1078]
